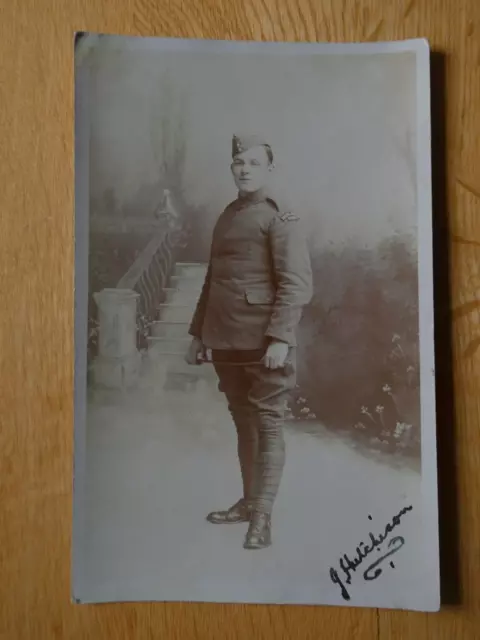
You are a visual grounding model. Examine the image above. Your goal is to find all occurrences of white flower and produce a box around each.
[394,422,407,436]
[407,366,415,373]
[375,405,384,414]
[300,407,309,414]
[361,406,369,414]
[382,384,392,393]
[392,333,401,343]
[307,413,316,419]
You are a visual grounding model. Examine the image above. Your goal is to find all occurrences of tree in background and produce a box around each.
[149,71,189,206]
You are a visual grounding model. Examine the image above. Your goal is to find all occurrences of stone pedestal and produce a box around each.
[92,288,141,389]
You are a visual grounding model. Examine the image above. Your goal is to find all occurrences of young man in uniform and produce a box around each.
[185,134,313,549]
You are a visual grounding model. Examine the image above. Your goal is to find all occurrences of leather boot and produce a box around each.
[206,498,251,524]
[243,512,272,549]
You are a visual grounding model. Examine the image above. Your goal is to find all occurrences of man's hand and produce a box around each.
[185,337,205,365]
[263,340,289,369]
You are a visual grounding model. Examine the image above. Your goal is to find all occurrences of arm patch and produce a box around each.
[279,211,300,222]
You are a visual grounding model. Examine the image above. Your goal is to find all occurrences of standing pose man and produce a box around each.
[186,134,313,549]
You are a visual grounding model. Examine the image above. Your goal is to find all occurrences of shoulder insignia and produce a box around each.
[279,211,300,222]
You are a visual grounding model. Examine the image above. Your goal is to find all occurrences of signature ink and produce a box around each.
[329,567,351,601]
[329,505,412,601]
[363,536,405,581]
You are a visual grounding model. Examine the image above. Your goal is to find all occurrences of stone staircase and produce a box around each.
[145,262,217,391]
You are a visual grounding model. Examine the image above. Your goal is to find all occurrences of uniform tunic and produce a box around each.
[188,188,313,350]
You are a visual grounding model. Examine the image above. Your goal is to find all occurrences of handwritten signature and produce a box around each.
[329,505,413,601]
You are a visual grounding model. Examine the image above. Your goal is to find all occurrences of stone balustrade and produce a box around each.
[92,288,141,388]
[90,190,185,389]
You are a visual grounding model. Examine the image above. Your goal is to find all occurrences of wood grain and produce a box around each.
[1,0,479,637]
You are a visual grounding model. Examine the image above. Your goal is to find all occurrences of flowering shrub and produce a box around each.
[289,332,420,458]
[286,391,317,421]
[289,235,421,460]
[351,334,420,455]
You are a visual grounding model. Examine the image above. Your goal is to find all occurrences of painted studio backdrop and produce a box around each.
[87,41,419,459]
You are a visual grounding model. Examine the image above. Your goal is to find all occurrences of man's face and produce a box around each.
[231,145,271,193]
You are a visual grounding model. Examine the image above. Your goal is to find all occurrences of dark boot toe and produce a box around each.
[206,499,251,524]
[243,513,272,549]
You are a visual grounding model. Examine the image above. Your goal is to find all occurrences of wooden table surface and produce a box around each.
[1,0,479,638]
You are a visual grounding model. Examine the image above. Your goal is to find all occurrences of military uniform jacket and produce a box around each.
[188,189,313,350]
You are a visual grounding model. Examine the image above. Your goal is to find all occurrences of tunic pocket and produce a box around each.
[244,290,275,305]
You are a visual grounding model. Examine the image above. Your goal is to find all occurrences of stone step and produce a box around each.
[157,304,195,323]
[174,262,208,278]
[162,287,200,306]
[168,275,205,291]
[151,321,190,339]
[147,336,191,355]
[170,275,206,288]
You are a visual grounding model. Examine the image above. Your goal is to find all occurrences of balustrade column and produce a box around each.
[92,288,141,389]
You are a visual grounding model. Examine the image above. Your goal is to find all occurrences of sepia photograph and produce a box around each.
[73,34,438,610]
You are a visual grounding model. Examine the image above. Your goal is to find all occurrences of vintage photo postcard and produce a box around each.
[73,34,439,611]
